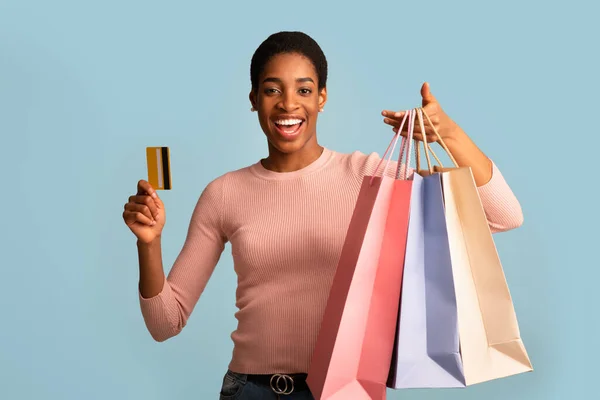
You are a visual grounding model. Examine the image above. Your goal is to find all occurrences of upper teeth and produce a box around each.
[276,119,303,125]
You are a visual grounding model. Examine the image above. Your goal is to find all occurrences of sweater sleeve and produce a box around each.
[349,151,523,234]
[138,176,228,342]
[475,162,523,233]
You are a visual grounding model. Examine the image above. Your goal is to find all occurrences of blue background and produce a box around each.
[0,0,596,399]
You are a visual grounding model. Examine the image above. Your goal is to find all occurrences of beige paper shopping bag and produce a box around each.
[420,109,533,385]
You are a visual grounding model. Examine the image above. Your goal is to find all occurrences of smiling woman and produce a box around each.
[249,34,328,172]
[122,31,524,400]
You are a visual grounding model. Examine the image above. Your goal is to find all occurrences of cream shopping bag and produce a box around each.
[419,108,533,385]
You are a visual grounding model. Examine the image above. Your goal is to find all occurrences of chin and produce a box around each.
[267,136,308,154]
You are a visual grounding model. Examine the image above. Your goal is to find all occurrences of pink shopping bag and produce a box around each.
[307,110,416,399]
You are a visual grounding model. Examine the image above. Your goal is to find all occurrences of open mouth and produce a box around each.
[273,118,305,137]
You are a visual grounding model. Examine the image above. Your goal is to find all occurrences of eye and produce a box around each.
[264,87,280,95]
[299,88,312,95]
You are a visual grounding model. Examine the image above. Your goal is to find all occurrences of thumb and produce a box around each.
[154,194,164,210]
[421,82,436,106]
[146,189,164,211]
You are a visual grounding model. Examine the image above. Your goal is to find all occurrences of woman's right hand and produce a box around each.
[123,180,166,244]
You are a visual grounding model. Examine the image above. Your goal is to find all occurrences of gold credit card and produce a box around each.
[146,147,172,190]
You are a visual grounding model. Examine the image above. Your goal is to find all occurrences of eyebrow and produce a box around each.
[262,77,315,84]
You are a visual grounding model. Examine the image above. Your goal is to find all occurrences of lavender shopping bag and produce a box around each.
[387,108,465,389]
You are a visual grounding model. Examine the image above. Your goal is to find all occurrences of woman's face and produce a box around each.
[250,52,327,154]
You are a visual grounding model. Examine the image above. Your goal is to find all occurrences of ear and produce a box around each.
[318,87,327,110]
[249,90,257,110]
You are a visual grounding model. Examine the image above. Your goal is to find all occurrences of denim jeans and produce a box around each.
[219,369,315,400]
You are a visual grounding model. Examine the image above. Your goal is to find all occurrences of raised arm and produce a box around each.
[125,178,228,342]
[380,83,523,233]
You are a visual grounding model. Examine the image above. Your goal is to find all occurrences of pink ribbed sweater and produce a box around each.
[138,147,523,374]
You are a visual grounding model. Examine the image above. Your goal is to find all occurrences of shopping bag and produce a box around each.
[307,110,415,400]
[387,108,465,388]
[420,108,533,385]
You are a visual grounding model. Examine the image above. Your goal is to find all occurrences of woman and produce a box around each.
[122,31,523,399]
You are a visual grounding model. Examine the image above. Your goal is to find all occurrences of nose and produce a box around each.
[277,90,299,112]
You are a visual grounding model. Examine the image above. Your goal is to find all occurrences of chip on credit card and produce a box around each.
[146,147,171,190]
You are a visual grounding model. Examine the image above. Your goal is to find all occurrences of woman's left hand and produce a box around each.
[382,82,460,143]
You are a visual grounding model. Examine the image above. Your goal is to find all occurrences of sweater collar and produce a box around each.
[250,147,333,180]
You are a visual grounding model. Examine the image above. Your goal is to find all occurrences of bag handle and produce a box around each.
[370,108,415,185]
[397,108,417,180]
[415,108,445,174]
[418,107,459,169]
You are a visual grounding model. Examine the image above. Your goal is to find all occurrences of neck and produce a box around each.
[262,139,324,173]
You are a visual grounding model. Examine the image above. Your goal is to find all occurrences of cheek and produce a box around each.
[255,110,270,128]
[306,99,320,115]
[259,114,271,129]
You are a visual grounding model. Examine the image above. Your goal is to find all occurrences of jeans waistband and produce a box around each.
[228,370,309,394]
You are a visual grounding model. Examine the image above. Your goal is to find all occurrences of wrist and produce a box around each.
[439,117,463,141]
[137,236,161,248]
[437,120,473,161]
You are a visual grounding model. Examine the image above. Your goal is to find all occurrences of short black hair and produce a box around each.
[250,31,328,92]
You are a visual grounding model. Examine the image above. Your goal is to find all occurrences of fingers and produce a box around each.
[393,129,439,143]
[123,195,159,228]
[383,117,401,128]
[128,195,159,218]
[136,179,164,209]
[123,180,164,230]
[137,179,158,198]
[382,110,407,120]
[125,202,155,222]
[123,210,156,226]
[389,119,434,135]
[384,108,439,128]
[383,106,438,122]
[382,109,409,129]
[383,103,442,146]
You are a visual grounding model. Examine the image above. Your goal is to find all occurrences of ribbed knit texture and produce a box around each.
[138,147,523,374]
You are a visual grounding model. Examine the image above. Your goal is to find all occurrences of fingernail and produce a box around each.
[394,112,402,117]
[151,192,157,198]
[151,220,156,225]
